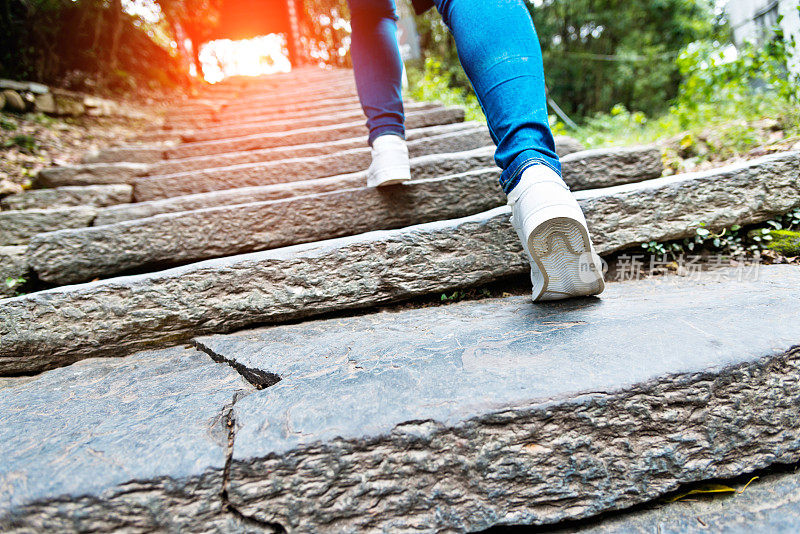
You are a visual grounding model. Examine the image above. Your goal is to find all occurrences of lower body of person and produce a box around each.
[347,0,605,302]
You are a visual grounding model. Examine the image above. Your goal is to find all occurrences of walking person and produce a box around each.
[347,0,605,301]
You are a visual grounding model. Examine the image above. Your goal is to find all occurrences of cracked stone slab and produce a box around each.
[0,246,27,298]
[0,346,254,532]
[555,466,800,533]
[132,144,659,202]
[0,206,96,245]
[35,162,150,187]
[82,145,166,164]
[163,107,465,159]
[3,151,799,373]
[186,266,800,533]
[31,170,506,284]
[1,184,133,211]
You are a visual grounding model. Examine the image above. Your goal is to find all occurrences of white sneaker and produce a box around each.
[366,134,411,187]
[507,164,605,301]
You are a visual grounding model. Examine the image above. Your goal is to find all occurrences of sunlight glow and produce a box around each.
[199,34,292,84]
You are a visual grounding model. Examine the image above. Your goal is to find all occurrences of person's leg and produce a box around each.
[432,0,560,194]
[432,0,604,300]
[347,0,405,145]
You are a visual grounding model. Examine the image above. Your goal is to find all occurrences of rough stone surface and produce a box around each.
[31,171,506,283]
[554,134,586,156]
[561,145,663,188]
[1,206,526,374]
[1,184,132,211]
[558,467,800,534]
[0,206,95,245]
[2,268,799,531]
[5,151,799,372]
[82,146,165,164]
[182,103,436,143]
[134,144,495,201]
[2,90,26,112]
[35,162,150,187]
[164,107,465,159]
[132,144,660,202]
[0,246,27,298]
[0,346,254,532]
[200,266,800,533]
[150,124,492,177]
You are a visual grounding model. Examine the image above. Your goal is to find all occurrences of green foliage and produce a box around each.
[5,277,26,292]
[0,116,18,131]
[407,58,485,122]
[5,134,38,154]
[529,0,725,117]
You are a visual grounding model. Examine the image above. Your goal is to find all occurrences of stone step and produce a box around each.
[165,100,432,131]
[149,123,492,177]
[162,105,458,145]
[163,107,465,160]
[0,245,27,298]
[564,465,800,533]
[181,106,464,147]
[178,103,437,143]
[40,123,490,190]
[82,121,481,165]
[1,266,799,531]
[173,81,359,115]
[30,170,505,284]
[36,163,150,188]
[0,207,96,245]
[0,184,132,211]
[132,144,659,202]
[91,134,584,225]
[3,151,796,374]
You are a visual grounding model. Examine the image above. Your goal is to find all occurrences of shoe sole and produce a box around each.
[527,216,605,301]
[367,166,411,188]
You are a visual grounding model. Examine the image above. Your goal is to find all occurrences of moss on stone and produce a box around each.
[762,229,800,256]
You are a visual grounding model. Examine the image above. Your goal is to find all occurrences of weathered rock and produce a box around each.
[181,106,436,143]
[35,162,150,187]
[0,78,48,94]
[82,145,165,164]
[132,144,660,202]
[149,123,491,177]
[0,179,23,196]
[561,466,800,533]
[2,90,26,112]
[5,151,799,372]
[185,266,800,533]
[0,92,5,112]
[0,346,254,531]
[31,170,505,283]
[53,92,85,116]
[96,172,375,225]
[0,246,27,298]
[0,206,95,245]
[164,107,465,159]
[33,92,56,114]
[561,145,663,189]
[2,268,799,531]
[133,143,495,201]
[554,134,586,156]
[1,184,132,211]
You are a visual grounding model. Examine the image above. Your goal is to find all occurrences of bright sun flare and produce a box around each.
[199,34,292,84]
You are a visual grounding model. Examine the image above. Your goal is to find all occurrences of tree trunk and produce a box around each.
[108,0,123,71]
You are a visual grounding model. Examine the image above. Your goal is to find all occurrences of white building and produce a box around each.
[727,0,800,73]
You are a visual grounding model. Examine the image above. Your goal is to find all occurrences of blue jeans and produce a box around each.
[347,0,561,194]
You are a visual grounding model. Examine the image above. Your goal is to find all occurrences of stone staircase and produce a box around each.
[1,67,800,532]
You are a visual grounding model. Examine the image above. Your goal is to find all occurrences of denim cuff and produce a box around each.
[498,149,562,195]
[369,126,406,146]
